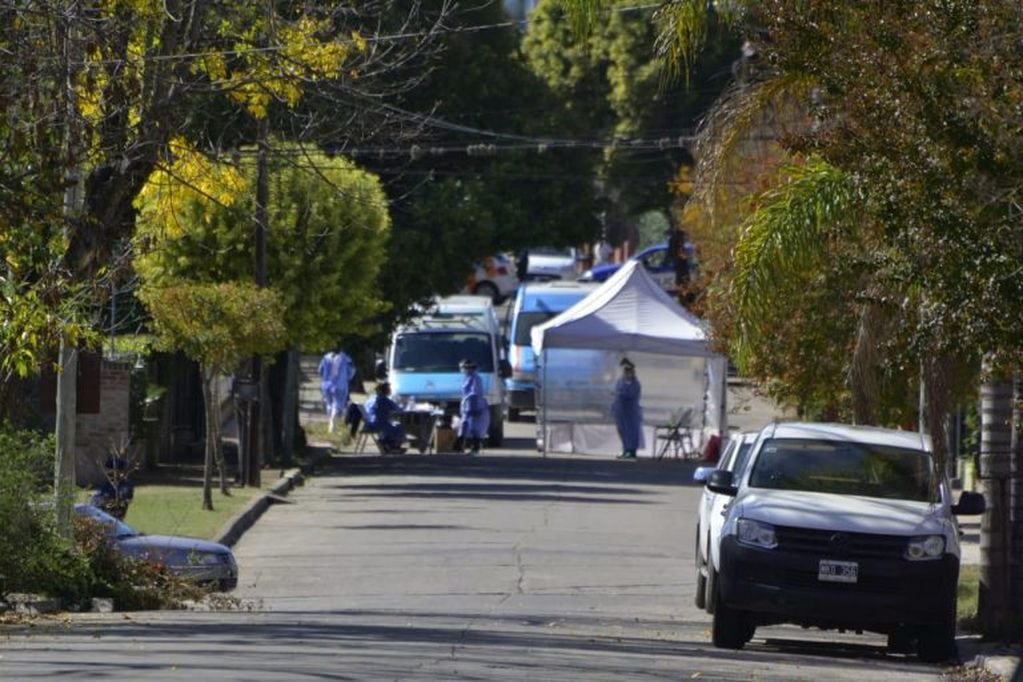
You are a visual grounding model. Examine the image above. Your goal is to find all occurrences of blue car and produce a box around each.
[75,504,238,591]
[580,243,689,292]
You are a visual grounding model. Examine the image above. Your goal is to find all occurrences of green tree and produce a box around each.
[525,0,739,222]
[351,0,603,324]
[134,140,391,461]
[564,0,1023,637]
[139,282,285,510]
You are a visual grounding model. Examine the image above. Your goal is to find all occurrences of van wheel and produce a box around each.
[487,410,504,447]
[508,407,520,422]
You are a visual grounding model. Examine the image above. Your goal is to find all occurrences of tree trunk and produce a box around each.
[978,368,1012,632]
[200,369,215,511]
[279,348,300,466]
[210,374,229,495]
[1011,373,1023,617]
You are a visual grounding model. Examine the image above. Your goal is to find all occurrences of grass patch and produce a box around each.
[79,463,279,540]
[958,563,979,631]
[124,484,263,540]
[303,419,351,452]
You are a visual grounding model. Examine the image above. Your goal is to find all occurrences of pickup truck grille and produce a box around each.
[775,526,908,560]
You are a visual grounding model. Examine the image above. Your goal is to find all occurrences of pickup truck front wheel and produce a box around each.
[694,531,707,610]
[710,569,754,649]
[916,595,957,663]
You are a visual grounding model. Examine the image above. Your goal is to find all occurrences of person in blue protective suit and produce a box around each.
[363,382,406,453]
[612,358,643,459]
[457,359,490,454]
[319,346,356,433]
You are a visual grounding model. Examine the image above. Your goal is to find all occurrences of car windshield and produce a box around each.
[433,311,488,325]
[513,311,562,346]
[394,332,494,373]
[748,438,935,501]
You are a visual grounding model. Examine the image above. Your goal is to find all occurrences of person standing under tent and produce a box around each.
[318,346,356,433]
[457,359,490,454]
[612,358,644,459]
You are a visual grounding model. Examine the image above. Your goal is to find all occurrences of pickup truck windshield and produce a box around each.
[749,438,935,502]
[394,332,494,373]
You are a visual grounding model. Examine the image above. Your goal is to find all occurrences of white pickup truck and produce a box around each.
[695,422,985,662]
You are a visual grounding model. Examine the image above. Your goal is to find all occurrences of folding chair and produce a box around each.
[654,407,697,460]
[353,404,386,454]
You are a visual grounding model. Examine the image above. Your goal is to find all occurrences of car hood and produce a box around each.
[116,535,232,561]
[737,489,946,536]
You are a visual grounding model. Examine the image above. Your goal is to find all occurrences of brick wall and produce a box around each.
[75,360,133,486]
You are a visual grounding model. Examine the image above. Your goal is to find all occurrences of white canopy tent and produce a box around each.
[530,260,728,457]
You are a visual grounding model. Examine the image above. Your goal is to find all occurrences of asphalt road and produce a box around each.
[1,421,945,680]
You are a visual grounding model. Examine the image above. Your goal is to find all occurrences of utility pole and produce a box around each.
[55,1,82,539]
[246,114,270,488]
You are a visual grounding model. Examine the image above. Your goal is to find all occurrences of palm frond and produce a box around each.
[731,159,858,367]
[691,72,816,228]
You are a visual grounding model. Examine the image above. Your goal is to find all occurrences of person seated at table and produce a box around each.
[364,382,406,453]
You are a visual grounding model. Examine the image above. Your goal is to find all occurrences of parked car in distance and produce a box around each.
[386,316,510,445]
[692,431,760,610]
[504,280,599,421]
[579,242,692,292]
[698,422,985,662]
[524,246,579,282]
[75,503,238,591]
[464,254,519,303]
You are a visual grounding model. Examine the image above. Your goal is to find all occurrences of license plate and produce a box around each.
[818,559,858,583]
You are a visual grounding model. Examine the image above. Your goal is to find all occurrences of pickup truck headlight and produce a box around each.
[736,519,778,550]
[904,535,945,561]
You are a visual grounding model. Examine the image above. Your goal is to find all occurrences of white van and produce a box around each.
[696,422,985,662]
[386,316,510,445]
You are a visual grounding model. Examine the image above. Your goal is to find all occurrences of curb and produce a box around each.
[214,444,333,547]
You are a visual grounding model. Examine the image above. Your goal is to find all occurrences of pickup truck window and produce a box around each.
[749,438,934,502]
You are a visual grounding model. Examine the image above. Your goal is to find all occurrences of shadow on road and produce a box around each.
[321,453,704,489]
[28,610,939,678]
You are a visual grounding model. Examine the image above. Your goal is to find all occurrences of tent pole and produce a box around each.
[541,349,548,457]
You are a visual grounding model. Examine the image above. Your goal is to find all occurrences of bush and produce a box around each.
[0,422,204,610]
[0,424,63,597]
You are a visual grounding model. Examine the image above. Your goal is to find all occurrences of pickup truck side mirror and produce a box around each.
[499,359,512,379]
[706,469,738,497]
[951,490,985,516]
[693,466,715,483]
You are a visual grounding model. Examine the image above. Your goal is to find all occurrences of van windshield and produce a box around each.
[749,438,935,501]
[394,332,494,373]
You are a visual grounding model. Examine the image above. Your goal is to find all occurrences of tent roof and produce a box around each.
[530,260,716,356]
